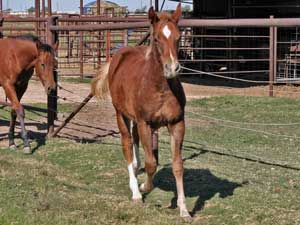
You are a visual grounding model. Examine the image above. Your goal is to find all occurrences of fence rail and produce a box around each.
[2,16,300,135]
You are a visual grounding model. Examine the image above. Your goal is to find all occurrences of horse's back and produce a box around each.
[0,39,37,84]
[108,46,149,119]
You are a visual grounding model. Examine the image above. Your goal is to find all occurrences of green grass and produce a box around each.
[0,96,300,225]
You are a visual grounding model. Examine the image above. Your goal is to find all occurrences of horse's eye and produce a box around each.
[41,63,45,69]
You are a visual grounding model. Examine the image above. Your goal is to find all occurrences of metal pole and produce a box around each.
[97,0,100,15]
[273,26,278,86]
[106,30,111,62]
[97,0,101,66]
[42,0,45,17]
[50,93,94,137]
[80,0,83,15]
[155,0,159,12]
[0,0,2,16]
[47,0,52,16]
[79,0,84,78]
[47,16,58,136]
[269,16,274,97]
[35,0,40,35]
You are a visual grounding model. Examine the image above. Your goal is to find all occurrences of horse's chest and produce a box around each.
[140,92,184,126]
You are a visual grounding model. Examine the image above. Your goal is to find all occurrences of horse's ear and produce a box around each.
[52,41,59,51]
[148,6,159,24]
[172,3,182,24]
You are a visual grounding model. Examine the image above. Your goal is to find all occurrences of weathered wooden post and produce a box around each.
[47,16,58,136]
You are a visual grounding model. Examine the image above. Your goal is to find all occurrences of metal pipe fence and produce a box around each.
[2,16,300,136]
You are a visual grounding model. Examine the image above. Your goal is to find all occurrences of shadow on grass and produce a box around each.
[0,119,47,153]
[153,167,242,216]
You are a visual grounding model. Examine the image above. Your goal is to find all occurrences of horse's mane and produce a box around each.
[8,34,54,54]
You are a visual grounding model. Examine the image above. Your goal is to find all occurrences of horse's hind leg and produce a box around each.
[8,85,28,150]
[168,121,191,220]
[16,85,31,154]
[8,109,17,149]
[116,112,142,201]
[3,84,31,154]
[138,122,157,193]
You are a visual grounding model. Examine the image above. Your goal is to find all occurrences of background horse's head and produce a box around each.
[149,3,182,79]
[35,41,58,94]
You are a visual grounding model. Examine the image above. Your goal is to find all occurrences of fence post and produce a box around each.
[35,0,40,36]
[273,26,277,86]
[47,16,58,136]
[269,16,275,97]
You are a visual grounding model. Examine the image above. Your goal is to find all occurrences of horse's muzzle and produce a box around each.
[164,62,181,79]
[45,83,57,95]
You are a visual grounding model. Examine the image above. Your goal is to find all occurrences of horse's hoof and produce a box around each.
[9,145,17,150]
[23,146,32,154]
[182,215,193,223]
[132,198,143,204]
[180,210,192,222]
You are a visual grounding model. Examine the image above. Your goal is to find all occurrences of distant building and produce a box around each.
[83,0,127,17]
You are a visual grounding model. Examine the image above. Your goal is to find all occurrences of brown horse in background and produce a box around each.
[92,4,191,220]
[0,36,57,154]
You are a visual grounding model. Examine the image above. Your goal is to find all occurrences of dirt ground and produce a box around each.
[1,78,300,148]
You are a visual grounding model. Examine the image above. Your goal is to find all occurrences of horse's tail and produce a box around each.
[91,62,110,99]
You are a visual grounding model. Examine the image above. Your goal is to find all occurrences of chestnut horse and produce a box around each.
[0,36,57,154]
[92,4,191,220]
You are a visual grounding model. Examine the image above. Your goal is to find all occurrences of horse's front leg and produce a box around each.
[168,120,191,221]
[3,84,31,154]
[116,112,142,202]
[132,122,141,176]
[138,121,157,193]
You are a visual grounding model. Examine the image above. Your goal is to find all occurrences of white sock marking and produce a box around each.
[163,25,171,39]
[128,163,142,199]
[133,143,140,170]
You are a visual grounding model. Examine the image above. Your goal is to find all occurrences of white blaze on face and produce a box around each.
[170,51,178,73]
[128,163,142,200]
[163,25,171,39]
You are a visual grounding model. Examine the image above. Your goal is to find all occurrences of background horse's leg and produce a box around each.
[168,121,191,220]
[138,122,157,193]
[116,112,142,201]
[3,84,31,154]
[16,84,31,154]
[8,109,17,149]
[9,84,29,150]
[132,122,141,176]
